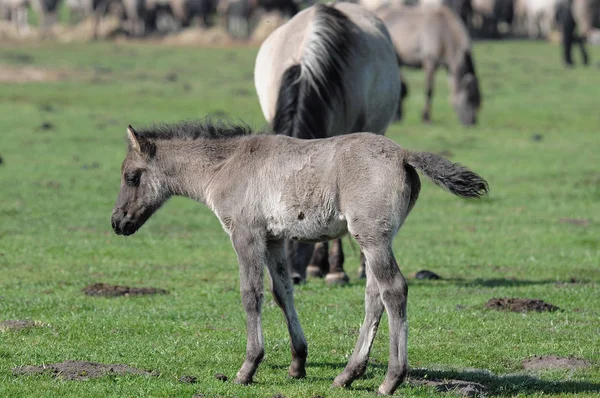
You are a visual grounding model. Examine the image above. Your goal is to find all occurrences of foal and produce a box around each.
[111,120,488,395]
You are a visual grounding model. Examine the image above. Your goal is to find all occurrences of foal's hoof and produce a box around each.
[332,374,351,388]
[325,272,349,285]
[233,375,253,385]
[306,265,324,278]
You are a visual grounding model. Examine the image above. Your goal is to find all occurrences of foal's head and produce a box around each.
[111,126,168,236]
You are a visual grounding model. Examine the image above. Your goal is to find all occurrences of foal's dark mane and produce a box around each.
[135,119,254,141]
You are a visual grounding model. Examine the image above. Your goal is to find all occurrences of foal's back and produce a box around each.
[226,133,413,238]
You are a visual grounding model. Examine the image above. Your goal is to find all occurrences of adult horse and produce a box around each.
[556,0,600,66]
[254,2,407,285]
[419,0,473,27]
[111,120,489,395]
[375,3,482,125]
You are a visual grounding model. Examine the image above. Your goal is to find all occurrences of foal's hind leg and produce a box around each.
[267,240,308,378]
[367,246,409,395]
[332,263,384,388]
[341,241,408,395]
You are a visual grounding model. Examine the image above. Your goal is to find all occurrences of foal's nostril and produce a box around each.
[111,219,117,230]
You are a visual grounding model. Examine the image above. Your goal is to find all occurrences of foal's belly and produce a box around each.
[267,212,348,243]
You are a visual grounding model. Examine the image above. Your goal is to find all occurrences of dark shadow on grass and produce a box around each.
[410,278,572,288]
[264,363,600,394]
[408,368,600,396]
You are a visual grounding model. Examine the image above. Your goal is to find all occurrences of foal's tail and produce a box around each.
[405,151,489,199]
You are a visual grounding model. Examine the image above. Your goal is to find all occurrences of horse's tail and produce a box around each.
[405,151,489,199]
[272,4,356,139]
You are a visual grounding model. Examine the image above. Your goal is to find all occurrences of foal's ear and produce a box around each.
[127,125,141,153]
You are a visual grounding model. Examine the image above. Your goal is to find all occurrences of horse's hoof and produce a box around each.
[306,265,324,278]
[288,368,306,379]
[325,272,349,285]
[291,273,304,285]
[357,266,366,279]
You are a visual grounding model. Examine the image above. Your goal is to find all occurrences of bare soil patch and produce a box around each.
[179,375,197,383]
[485,298,560,313]
[13,360,157,380]
[522,355,591,371]
[0,64,69,83]
[82,282,168,297]
[0,319,38,331]
[409,377,487,397]
[559,218,591,227]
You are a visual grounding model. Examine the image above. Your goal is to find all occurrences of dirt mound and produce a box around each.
[410,377,487,397]
[179,375,198,383]
[485,298,560,313]
[82,282,169,297]
[0,319,38,331]
[13,360,157,380]
[523,355,591,371]
[0,64,69,83]
[559,218,591,226]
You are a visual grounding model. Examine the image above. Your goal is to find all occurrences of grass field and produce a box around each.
[0,39,599,397]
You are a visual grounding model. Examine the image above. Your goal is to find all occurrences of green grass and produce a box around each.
[0,39,599,397]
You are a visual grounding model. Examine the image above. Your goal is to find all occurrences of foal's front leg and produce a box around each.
[231,230,267,385]
[266,240,308,378]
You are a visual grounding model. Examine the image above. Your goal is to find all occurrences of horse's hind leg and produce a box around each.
[266,240,308,378]
[332,263,384,388]
[357,251,366,279]
[422,60,437,123]
[306,241,328,278]
[284,239,313,284]
[324,238,350,285]
[577,36,589,66]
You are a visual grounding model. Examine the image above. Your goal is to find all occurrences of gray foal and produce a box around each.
[111,120,488,395]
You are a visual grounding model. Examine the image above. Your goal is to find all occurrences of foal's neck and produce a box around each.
[156,137,244,203]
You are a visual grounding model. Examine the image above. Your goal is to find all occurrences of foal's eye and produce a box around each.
[125,172,141,187]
